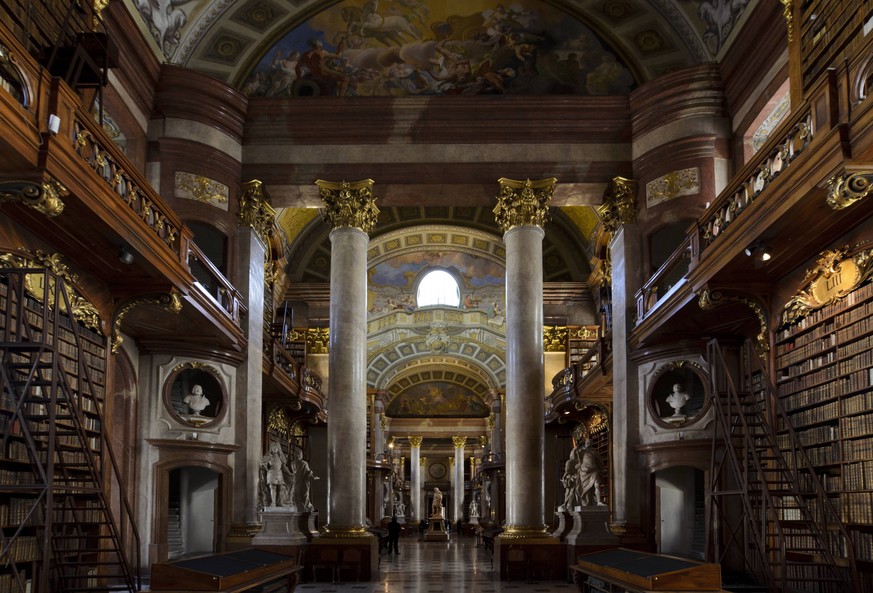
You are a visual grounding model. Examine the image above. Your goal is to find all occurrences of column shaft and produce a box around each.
[410,445,421,521]
[504,225,546,533]
[454,445,464,521]
[326,227,369,531]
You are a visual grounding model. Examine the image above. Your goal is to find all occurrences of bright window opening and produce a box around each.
[416,270,460,307]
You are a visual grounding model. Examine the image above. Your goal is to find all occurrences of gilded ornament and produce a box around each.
[782,245,873,327]
[598,176,638,233]
[0,178,67,217]
[780,0,793,41]
[306,327,330,354]
[485,413,496,430]
[171,361,213,373]
[543,326,568,352]
[449,457,455,467]
[317,179,380,233]
[697,289,769,356]
[569,326,598,340]
[826,172,873,210]
[319,525,371,538]
[238,179,277,248]
[452,436,467,448]
[176,171,229,208]
[112,288,182,353]
[419,456,427,466]
[267,406,292,436]
[0,250,101,332]
[408,435,423,447]
[493,177,555,233]
[501,524,550,538]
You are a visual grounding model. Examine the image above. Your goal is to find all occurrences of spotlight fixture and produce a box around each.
[744,241,772,263]
[118,245,135,265]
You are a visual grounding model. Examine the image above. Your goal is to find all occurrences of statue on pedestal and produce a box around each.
[288,446,319,512]
[469,497,479,518]
[260,441,289,508]
[560,438,606,509]
[431,487,443,517]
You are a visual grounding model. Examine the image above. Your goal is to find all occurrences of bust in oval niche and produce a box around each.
[165,363,225,427]
[649,362,708,428]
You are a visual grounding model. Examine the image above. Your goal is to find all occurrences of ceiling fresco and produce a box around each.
[128,0,751,90]
[239,0,636,97]
[385,381,490,418]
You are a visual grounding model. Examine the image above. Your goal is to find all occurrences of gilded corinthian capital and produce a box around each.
[408,435,423,448]
[317,179,380,233]
[452,436,467,448]
[238,180,276,246]
[598,176,638,233]
[493,177,556,233]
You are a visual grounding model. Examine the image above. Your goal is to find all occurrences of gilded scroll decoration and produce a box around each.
[698,288,769,356]
[493,177,555,233]
[317,179,379,233]
[826,171,873,210]
[238,179,277,248]
[111,289,182,353]
[781,245,873,327]
[0,178,67,217]
[598,176,638,234]
[0,250,101,332]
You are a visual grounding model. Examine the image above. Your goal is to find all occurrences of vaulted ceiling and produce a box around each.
[131,0,751,94]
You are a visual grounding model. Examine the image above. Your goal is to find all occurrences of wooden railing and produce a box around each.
[187,242,242,324]
[635,236,692,321]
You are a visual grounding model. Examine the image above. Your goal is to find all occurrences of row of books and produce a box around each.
[843,461,873,491]
[0,498,44,526]
[843,491,873,524]
[781,401,839,430]
[777,334,836,367]
[0,573,33,593]
[783,442,839,467]
[778,365,842,397]
[839,334,873,359]
[777,321,836,352]
[780,351,837,381]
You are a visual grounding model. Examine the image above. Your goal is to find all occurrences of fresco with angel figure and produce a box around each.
[241,0,635,97]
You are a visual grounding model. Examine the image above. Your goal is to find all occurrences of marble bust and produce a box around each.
[183,384,210,416]
[665,383,690,418]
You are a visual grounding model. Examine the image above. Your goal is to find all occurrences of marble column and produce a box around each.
[373,391,386,458]
[409,436,422,522]
[600,177,642,533]
[494,177,555,538]
[487,391,503,457]
[234,180,271,527]
[317,179,379,537]
[452,436,466,522]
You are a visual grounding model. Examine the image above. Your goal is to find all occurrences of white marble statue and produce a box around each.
[665,383,690,418]
[288,446,319,512]
[561,439,606,509]
[183,384,209,416]
[469,497,479,518]
[431,487,443,517]
[260,441,288,508]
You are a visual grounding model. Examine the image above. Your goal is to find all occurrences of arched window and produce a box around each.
[416,270,460,307]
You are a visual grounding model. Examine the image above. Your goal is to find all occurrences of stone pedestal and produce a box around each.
[564,509,619,546]
[253,508,309,545]
[422,514,450,541]
[550,510,573,541]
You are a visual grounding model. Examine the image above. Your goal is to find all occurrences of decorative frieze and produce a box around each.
[175,172,229,210]
[645,168,699,208]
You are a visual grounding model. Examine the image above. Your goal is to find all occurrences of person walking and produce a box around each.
[387,515,401,554]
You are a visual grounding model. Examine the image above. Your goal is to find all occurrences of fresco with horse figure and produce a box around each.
[241,0,635,97]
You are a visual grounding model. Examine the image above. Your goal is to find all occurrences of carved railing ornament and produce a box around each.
[316,179,379,233]
[74,121,181,253]
[493,177,555,233]
[826,171,873,210]
[111,289,182,353]
[0,178,67,217]
[698,288,770,356]
[597,176,638,234]
[781,244,873,327]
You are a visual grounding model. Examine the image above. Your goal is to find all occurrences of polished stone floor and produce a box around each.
[295,536,576,593]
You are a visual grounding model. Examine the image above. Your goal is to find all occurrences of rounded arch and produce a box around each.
[416,268,462,307]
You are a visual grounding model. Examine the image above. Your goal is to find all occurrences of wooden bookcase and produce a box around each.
[774,279,873,584]
[0,267,123,593]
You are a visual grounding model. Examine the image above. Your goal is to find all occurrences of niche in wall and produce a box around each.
[647,362,708,428]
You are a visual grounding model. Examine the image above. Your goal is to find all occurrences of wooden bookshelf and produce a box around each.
[0,264,128,593]
[774,277,873,584]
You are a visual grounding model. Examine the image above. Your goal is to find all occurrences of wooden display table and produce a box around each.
[149,548,302,592]
[571,548,726,593]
